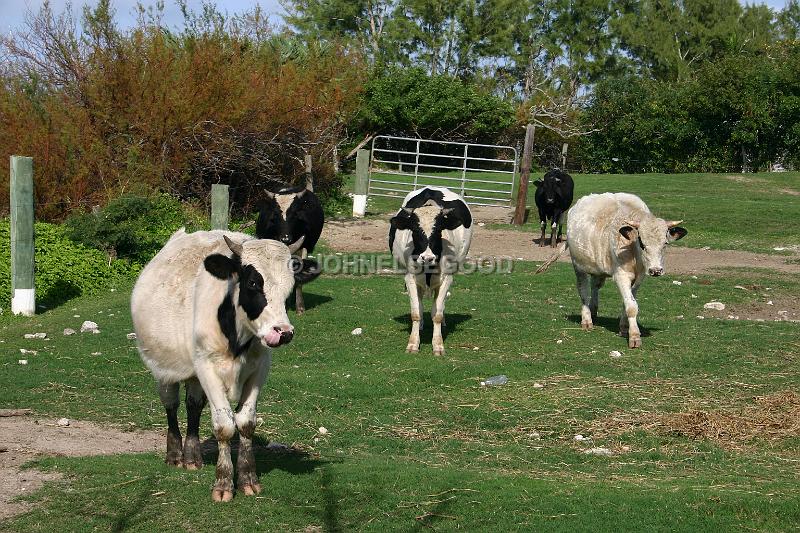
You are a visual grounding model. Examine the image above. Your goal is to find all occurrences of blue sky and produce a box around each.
[0,0,792,34]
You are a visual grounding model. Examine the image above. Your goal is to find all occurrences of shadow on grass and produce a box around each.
[288,291,333,313]
[566,314,658,337]
[199,435,329,478]
[110,481,155,532]
[392,312,472,342]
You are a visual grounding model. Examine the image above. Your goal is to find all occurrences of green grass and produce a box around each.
[2,262,799,531]
[346,171,800,255]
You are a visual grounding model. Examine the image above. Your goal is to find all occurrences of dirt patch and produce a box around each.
[779,188,800,196]
[0,416,162,521]
[591,391,800,450]
[321,218,800,275]
[724,175,767,185]
[699,294,800,323]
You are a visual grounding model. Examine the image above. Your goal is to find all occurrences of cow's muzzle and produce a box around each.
[648,267,664,277]
[262,325,294,348]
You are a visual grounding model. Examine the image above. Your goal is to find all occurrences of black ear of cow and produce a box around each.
[533,179,544,187]
[390,211,413,230]
[204,254,238,279]
[619,226,637,241]
[668,226,688,241]
[292,258,321,284]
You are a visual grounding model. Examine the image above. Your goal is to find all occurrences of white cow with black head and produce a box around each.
[131,229,318,501]
[389,186,473,355]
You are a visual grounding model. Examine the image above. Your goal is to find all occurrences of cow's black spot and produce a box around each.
[238,265,267,320]
[204,253,240,279]
[217,293,253,358]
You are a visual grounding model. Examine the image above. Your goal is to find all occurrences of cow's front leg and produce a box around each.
[538,210,547,246]
[183,377,206,470]
[431,275,453,356]
[195,361,236,502]
[550,210,562,247]
[405,273,422,353]
[575,270,593,330]
[590,275,604,321]
[614,272,641,348]
[235,355,270,496]
[158,382,183,467]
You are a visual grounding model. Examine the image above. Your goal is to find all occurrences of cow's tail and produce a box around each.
[535,241,568,274]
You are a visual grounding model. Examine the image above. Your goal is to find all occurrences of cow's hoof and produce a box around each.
[239,482,262,496]
[433,346,445,356]
[628,336,641,348]
[212,488,234,502]
[581,321,593,331]
[165,455,183,468]
[406,345,419,353]
[184,461,203,471]
[296,308,305,315]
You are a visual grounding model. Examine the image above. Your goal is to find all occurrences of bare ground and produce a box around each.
[321,208,800,275]
[0,416,162,521]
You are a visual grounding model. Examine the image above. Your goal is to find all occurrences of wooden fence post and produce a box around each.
[353,148,369,217]
[211,184,229,230]
[304,154,314,191]
[10,156,35,316]
[512,124,535,225]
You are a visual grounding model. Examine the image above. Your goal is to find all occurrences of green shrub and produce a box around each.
[64,194,206,264]
[0,220,138,311]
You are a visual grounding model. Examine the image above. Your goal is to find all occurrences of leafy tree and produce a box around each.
[778,0,800,41]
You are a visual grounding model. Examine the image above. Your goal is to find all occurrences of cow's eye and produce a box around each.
[247,279,258,289]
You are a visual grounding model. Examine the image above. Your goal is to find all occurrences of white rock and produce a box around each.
[609,350,622,358]
[703,301,725,311]
[18,359,28,365]
[734,285,747,290]
[19,349,37,355]
[533,383,544,389]
[63,328,76,336]
[773,246,787,251]
[80,321,99,333]
[778,310,789,315]
[473,346,480,351]
[528,431,541,439]
[691,294,698,298]
[24,333,47,339]
[573,434,588,441]
[556,339,563,344]
[517,257,524,261]
[691,276,698,280]
[696,315,705,320]
[675,315,684,319]
[477,222,485,227]
[56,418,70,427]
[91,352,102,356]
[318,426,329,435]
[126,332,137,340]
[766,300,773,305]
[701,246,711,250]
[672,280,682,286]
[73,315,80,318]
[584,447,614,457]
[351,327,363,336]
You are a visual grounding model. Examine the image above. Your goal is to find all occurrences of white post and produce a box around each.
[353,148,369,217]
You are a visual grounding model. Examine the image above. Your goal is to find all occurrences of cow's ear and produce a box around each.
[390,210,413,230]
[439,208,463,230]
[668,226,688,241]
[204,254,237,279]
[619,226,637,242]
[533,179,543,187]
[291,257,321,284]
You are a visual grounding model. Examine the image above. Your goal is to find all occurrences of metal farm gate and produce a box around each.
[368,136,518,207]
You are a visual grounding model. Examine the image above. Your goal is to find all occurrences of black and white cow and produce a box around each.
[256,185,324,314]
[131,229,319,501]
[534,169,574,247]
[389,186,473,355]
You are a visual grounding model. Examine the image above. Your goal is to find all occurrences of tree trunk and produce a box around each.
[512,124,536,225]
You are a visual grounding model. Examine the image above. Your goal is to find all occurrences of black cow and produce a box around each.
[256,185,324,314]
[533,169,574,247]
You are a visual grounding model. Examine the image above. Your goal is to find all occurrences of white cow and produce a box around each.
[131,229,318,501]
[389,186,473,355]
[538,193,687,348]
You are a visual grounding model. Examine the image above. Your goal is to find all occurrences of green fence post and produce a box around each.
[353,148,369,217]
[10,156,35,316]
[211,184,229,230]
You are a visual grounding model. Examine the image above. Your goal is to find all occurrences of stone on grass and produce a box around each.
[351,328,363,336]
[533,383,545,389]
[18,359,28,365]
[126,332,137,340]
[672,280,682,286]
[19,349,37,355]
[609,350,622,358]
[63,328,76,336]
[24,333,47,339]
[703,301,725,311]
[573,434,588,441]
[80,321,100,334]
[318,426,329,435]
[584,447,614,457]
[56,418,70,427]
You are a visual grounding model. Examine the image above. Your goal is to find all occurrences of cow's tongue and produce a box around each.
[263,329,282,347]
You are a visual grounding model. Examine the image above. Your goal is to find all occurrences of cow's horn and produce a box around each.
[667,219,684,228]
[287,235,305,254]
[402,207,414,214]
[223,235,244,256]
[296,188,308,198]
[265,191,275,199]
